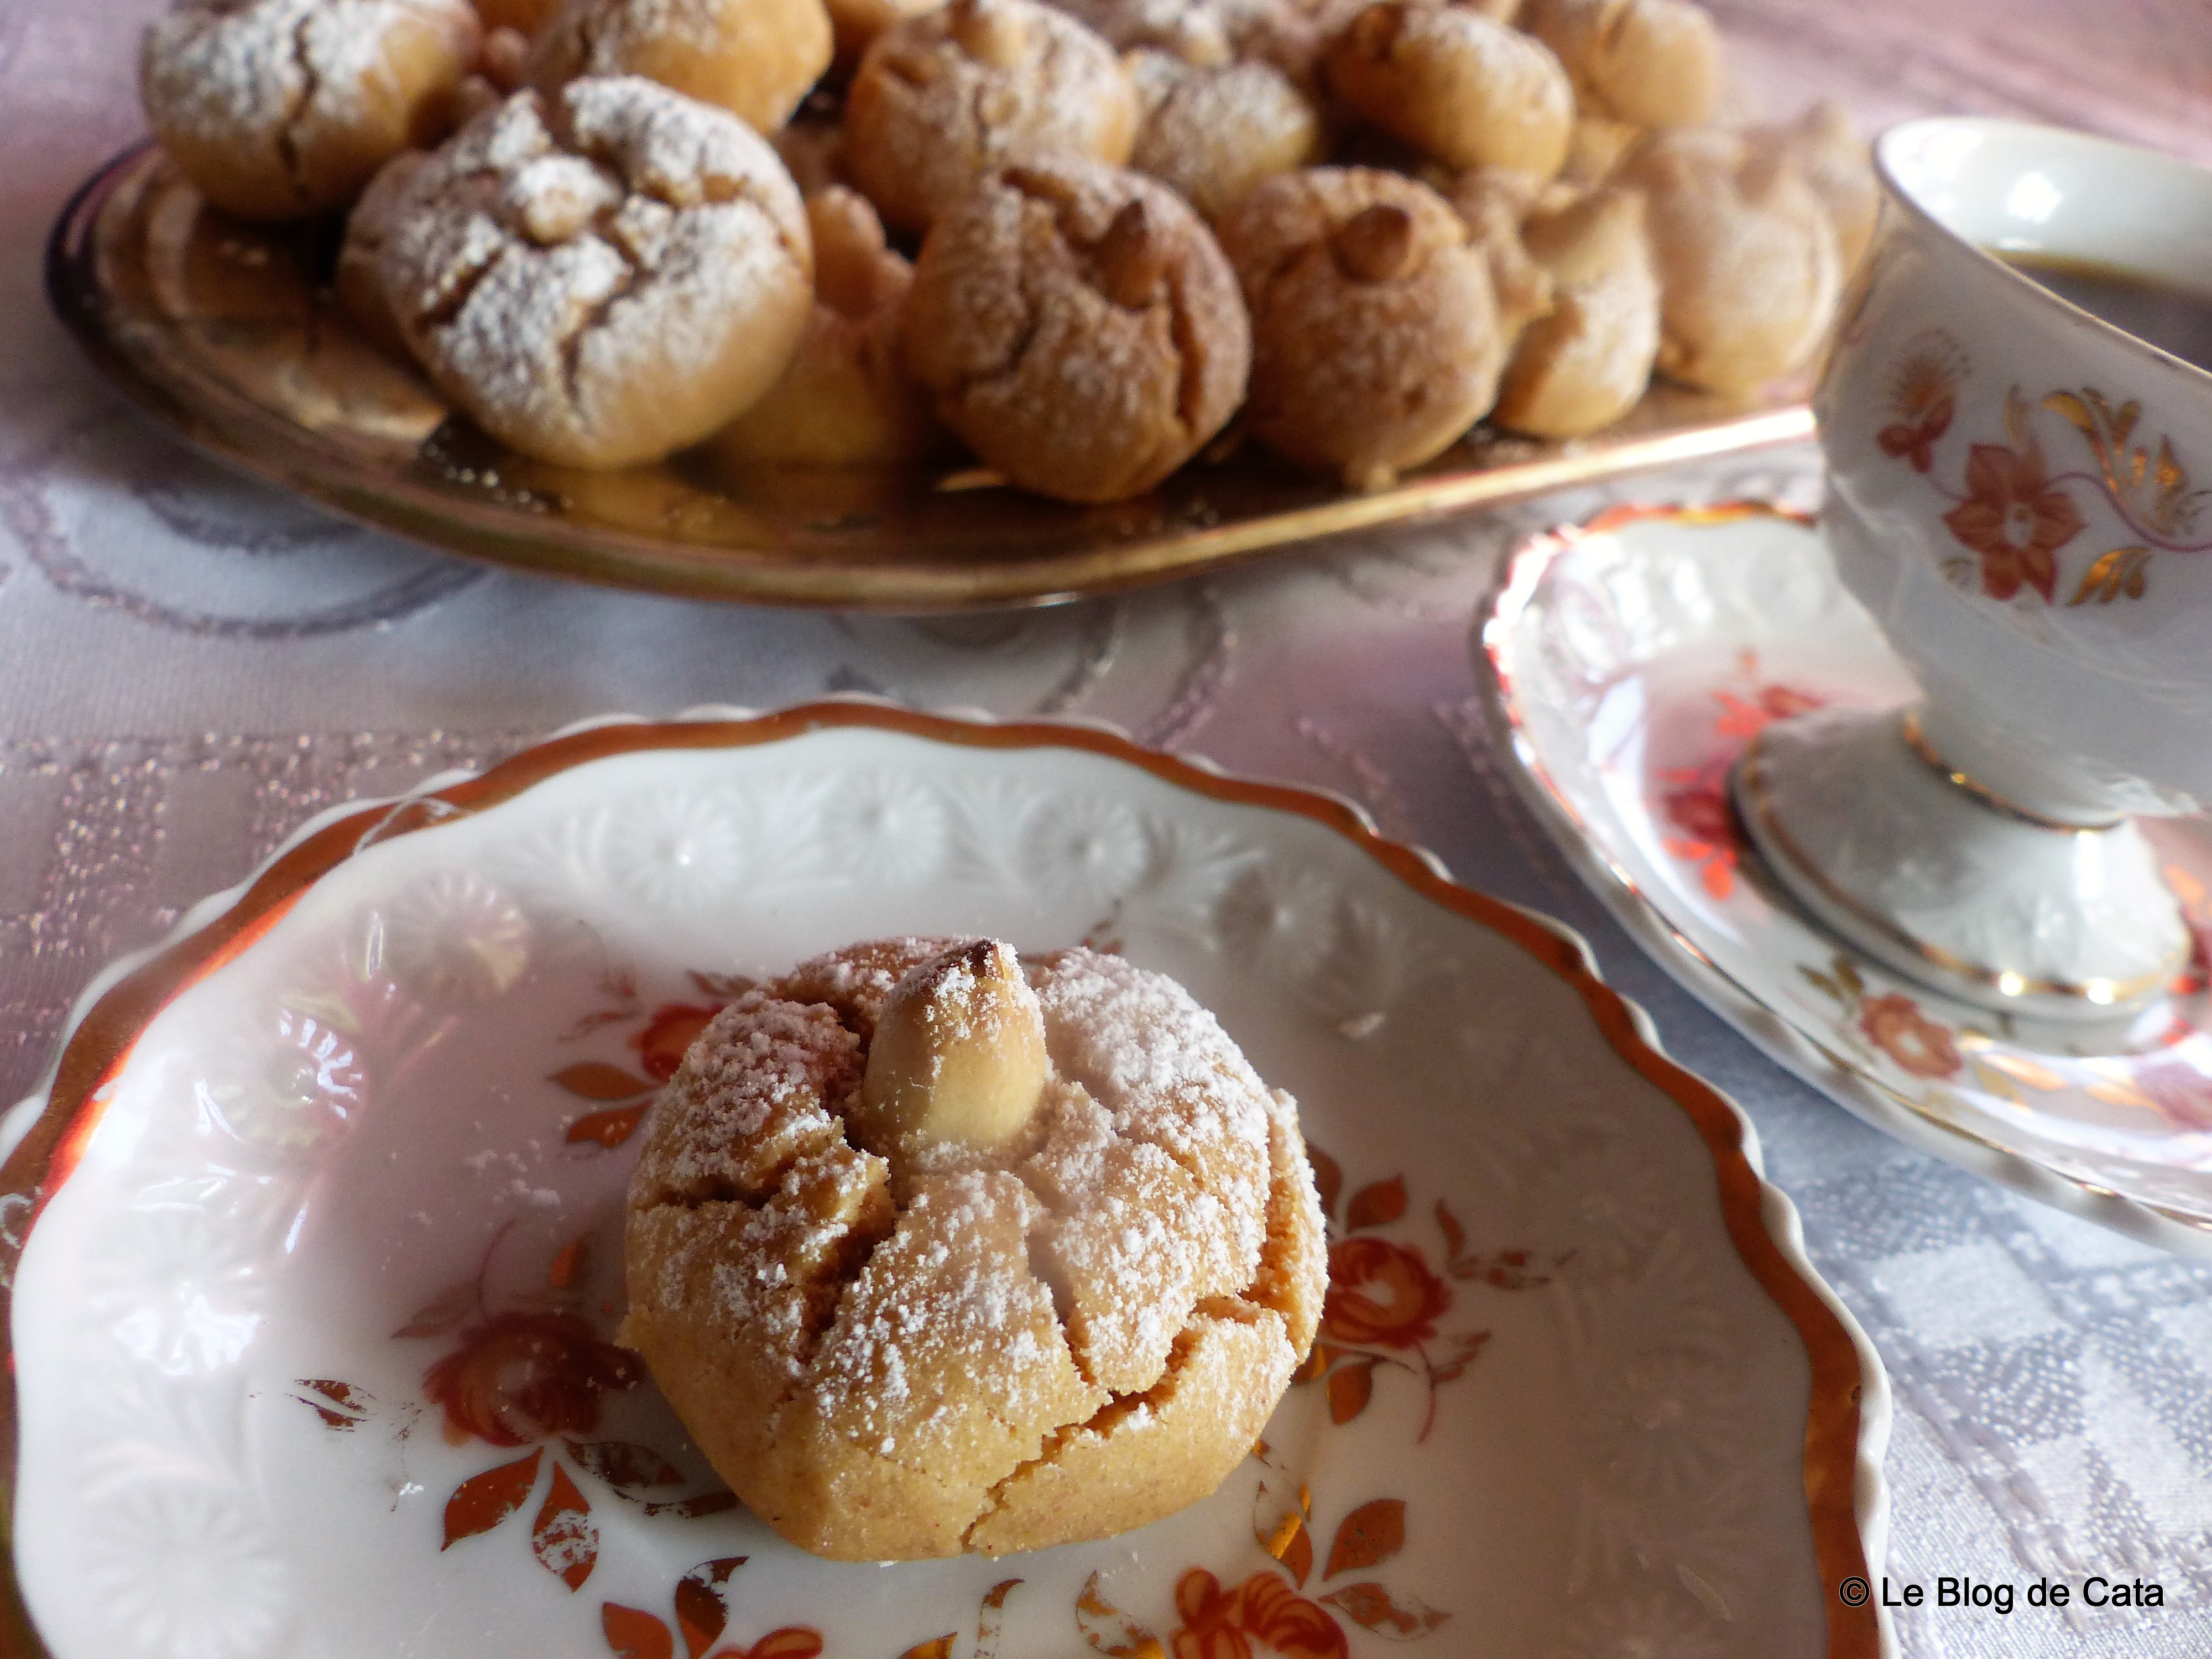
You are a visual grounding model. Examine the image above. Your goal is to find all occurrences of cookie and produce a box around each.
[1520,0,1723,129]
[379,76,813,467]
[843,0,1138,234]
[1492,183,1660,436]
[1217,166,1505,488]
[1764,98,1876,272]
[1128,51,1323,223]
[712,186,947,467]
[141,0,482,221]
[1050,0,1318,78]
[336,150,431,354]
[1440,165,1558,344]
[904,160,1250,502]
[1618,125,1840,396]
[622,938,1327,1561]
[529,0,833,133]
[1324,3,1573,179]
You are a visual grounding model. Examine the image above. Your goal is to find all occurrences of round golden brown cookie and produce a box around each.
[529,0,833,133]
[1128,51,1322,223]
[1493,183,1660,436]
[1618,126,1840,397]
[1324,3,1573,179]
[711,187,948,468]
[378,76,813,467]
[336,150,430,356]
[1439,165,1557,343]
[141,0,482,221]
[622,937,1326,1562]
[1050,0,1317,77]
[1520,0,1723,129]
[1217,166,1504,489]
[903,160,1250,503]
[1764,99,1876,273]
[843,0,1138,234]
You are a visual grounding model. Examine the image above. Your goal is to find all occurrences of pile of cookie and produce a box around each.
[139,0,1875,502]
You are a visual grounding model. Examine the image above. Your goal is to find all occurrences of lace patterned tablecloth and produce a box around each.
[7,3,2212,1656]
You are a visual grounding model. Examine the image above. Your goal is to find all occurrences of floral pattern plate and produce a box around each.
[0,704,1886,1659]
[1478,502,2212,1255]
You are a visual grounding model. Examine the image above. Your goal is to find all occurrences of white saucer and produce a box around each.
[1,703,1886,1659]
[1478,503,2212,1255]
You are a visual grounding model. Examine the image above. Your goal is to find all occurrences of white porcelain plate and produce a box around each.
[0,705,1886,1659]
[1479,503,2212,1256]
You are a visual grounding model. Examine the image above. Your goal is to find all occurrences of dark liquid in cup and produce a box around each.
[2003,252,2212,374]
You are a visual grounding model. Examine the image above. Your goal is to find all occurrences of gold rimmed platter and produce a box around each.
[49,143,1814,612]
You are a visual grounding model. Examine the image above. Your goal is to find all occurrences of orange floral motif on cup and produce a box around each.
[424,1310,644,1447]
[1856,993,1961,1080]
[1877,336,1963,473]
[1322,1239,1449,1349]
[1877,357,2212,607]
[1940,440,2083,604]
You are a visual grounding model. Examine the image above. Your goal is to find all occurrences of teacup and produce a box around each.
[1733,117,2212,1023]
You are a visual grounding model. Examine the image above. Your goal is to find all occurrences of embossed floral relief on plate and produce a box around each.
[4,713,1874,1658]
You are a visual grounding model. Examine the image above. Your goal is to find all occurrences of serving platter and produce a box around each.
[1479,502,2212,1256]
[47,144,1814,612]
[0,702,1887,1659]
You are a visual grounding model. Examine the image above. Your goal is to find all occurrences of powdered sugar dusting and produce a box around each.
[380,76,811,466]
[806,1170,1101,1473]
[623,936,1320,1557]
[629,989,860,1206]
[142,0,479,215]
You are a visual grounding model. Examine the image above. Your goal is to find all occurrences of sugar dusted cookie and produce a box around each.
[141,0,482,221]
[712,187,947,468]
[337,150,431,354]
[1128,51,1323,223]
[843,0,1138,234]
[1521,0,1723,129]
[1324,2,1573,179]
[1050,0,1319,77]
[1765,98,1876,272]
[379,76,813,467]
[1493,184,1660,436]
[1619,126,1840,396]
[622,937,1326,1561]
[1218,166,1505,488]
[904,160,1250,503]
[529,0,834,133]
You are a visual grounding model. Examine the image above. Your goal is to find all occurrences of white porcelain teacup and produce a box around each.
[1734,116,2212,1023]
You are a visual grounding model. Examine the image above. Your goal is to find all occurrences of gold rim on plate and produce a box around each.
[0,702,1881,1658]
[46,144,1814,613]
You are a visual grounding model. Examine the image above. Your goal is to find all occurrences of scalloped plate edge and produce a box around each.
[0,696,1891,1659]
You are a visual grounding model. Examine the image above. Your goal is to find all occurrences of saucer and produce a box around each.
[1478,503,2212,1255]
[0,704,1885,1659]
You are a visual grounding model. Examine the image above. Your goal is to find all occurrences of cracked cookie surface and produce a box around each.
[529,0,834,135]
[622,937,1326,1561]
[902,159,1250,504]
[378,74,813,467]
[1217,165,1506,489]
[141,0,481,221]
[842,0,1138,236]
